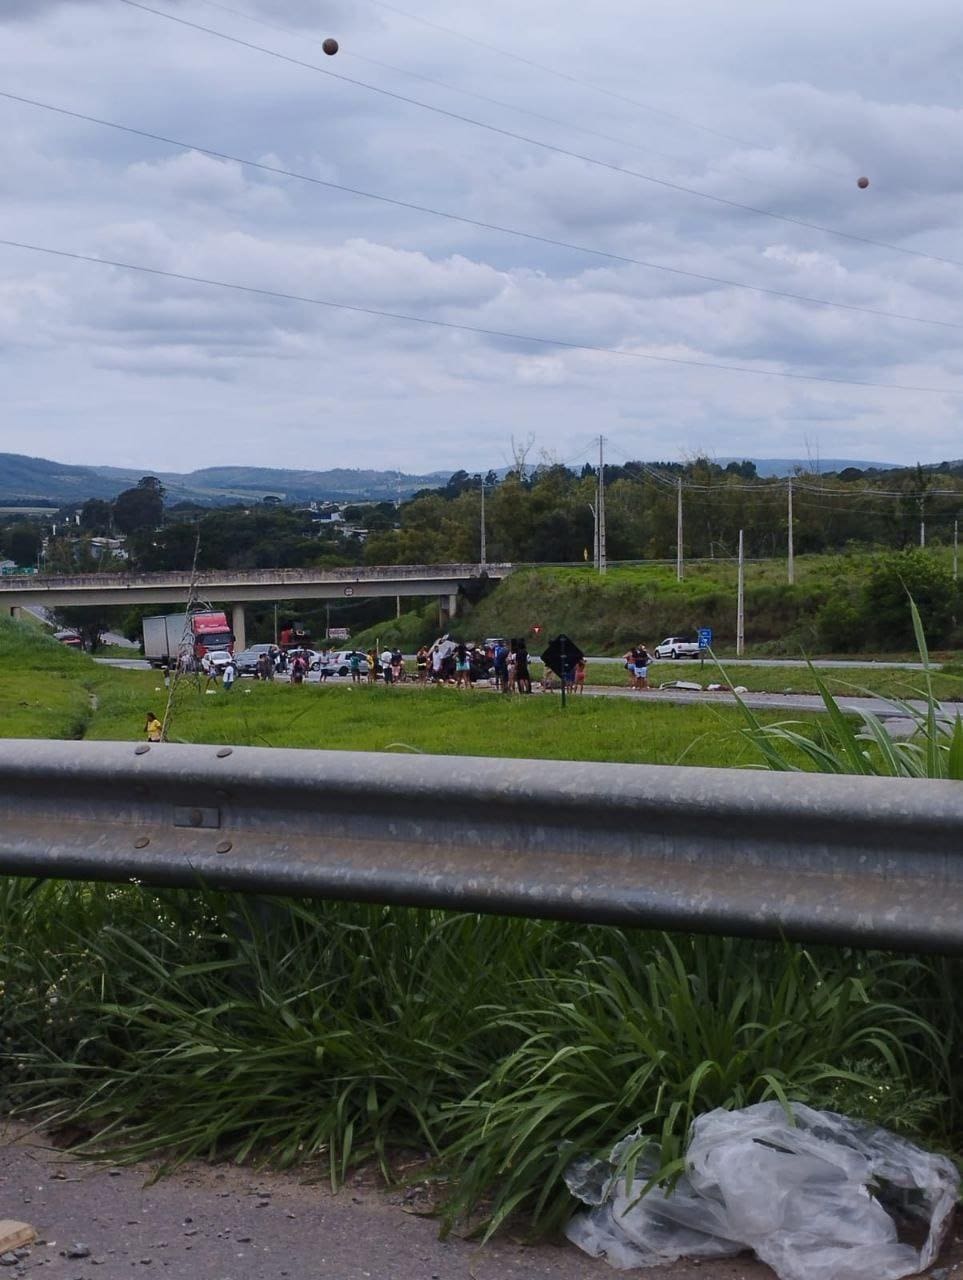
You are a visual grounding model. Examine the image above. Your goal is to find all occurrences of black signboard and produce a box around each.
[541,634,584,679]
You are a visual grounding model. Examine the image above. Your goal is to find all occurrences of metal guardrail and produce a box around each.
[0,562,511,591]
[1,739,962,952]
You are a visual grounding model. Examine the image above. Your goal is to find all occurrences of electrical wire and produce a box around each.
[116,0,963,272]
[8,89,960,336]
[192,0,732,179]
[5,233,963,396]
[358,0,851,181]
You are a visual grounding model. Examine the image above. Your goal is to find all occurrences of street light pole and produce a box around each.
[480,481,487,567]
[736,529,745,657]
[597,435,607,575]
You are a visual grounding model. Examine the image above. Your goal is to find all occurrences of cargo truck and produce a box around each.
[143,611,234,669]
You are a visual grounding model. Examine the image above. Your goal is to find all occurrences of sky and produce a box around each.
[2,0,963,474]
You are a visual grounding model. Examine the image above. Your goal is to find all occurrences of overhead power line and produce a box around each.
[7,89,961,336]
[4,233,963,396]
[358,0,850,181]
[193,0,730,179]
[117,0,963,272]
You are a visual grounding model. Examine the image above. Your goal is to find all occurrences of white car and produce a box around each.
[204,648,235,671]
[654,636,701,660]
[327,650,371,677]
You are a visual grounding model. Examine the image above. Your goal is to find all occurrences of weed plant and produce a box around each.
[0,879,951,1236]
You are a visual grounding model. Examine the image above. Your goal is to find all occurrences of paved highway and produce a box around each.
[92,658,960,729]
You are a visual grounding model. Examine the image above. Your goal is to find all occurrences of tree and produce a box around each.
[79,498,113,534]
[863,551,957,649]
[1,522,42,567]
[51,604,127,652]
[113,483,164,535]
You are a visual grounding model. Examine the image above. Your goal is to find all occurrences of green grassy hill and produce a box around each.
[355,552,962,658]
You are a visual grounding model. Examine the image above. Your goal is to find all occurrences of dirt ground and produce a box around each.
[1,1122,959,1280]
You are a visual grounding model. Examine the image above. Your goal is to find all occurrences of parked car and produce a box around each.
[327,649,371,677]
[234,644,275,675]
[204,648,234,672]
[654,636,701,660]
[55,630,83,648]
[287,647,322,670]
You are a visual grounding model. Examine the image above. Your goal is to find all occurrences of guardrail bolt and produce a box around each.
[216,841,232,854]
[216,747,233,758]
[134,836,150,849]
[188,809,204,827]
[134,744,150,755]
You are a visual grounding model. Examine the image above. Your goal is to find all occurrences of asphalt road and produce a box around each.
[97,661,958,726]
[0,1124,775,1280]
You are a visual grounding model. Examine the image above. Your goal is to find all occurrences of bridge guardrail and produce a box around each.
[0,563,511,590]
[1,739,961,953]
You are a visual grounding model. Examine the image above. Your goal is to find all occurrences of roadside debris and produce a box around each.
[565,1102,958,1280]
[0,1224,35,1255]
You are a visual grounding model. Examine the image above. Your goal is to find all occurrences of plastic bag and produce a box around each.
[565,1102,959,1280]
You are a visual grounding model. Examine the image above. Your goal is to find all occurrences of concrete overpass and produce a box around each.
[0,563,511,649]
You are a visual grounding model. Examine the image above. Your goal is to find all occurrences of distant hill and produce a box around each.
[0,454,451,505]
[0,452,919,506]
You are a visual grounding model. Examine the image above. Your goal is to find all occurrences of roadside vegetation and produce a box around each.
[2,609,961,1237]
[353,550,962,658]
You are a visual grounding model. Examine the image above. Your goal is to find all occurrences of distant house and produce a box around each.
[0,558,16,573]
[89,536,129,561]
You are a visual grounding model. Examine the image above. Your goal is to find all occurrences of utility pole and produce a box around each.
[676,478,684,582]
[787,479,795,585]
[587,502,598,570]
[919,495,926,548]
[736,529,745,657]
[954,519,959,581]
[597,435,607,574]
[480,481,487,567]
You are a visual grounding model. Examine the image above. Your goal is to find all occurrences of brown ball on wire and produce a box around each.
[857,176,870,189]
[322,37,339,55]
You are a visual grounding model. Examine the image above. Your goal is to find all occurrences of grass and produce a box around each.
[2,606,962,1241]
[1,882,953,1239]
[1,614,818,769]
[580,657,963,700]
[85,676,798,769]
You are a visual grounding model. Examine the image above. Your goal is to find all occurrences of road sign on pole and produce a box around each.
[542,634,583,708]
[698,628,713,650]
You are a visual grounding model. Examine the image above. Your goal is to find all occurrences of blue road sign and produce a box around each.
[698,628,713,650]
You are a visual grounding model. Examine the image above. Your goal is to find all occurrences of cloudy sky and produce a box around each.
[2,0,963,474]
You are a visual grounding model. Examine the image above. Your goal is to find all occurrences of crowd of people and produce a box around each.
[161,635,664,704]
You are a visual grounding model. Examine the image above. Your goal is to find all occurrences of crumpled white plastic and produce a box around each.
[564,1102,959,1280]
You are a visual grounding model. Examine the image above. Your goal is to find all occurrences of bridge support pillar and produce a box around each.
[8,606,22,620]
[231,604,246,653]
[438,593,459,627]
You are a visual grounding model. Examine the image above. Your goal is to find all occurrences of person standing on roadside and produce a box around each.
[454,642,471,689]
[350,651,363,684]
[574,656,586,694]
[144,711,162,742]
[515,640,532,694]
[416,645,429,683]
[367,649,378,684]
[492,639,509,693]
[381,646,394,685]
[222,659,236,692]
[633,644,652,691]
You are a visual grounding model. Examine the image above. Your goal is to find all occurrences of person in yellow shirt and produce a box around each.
[144,712,162,742]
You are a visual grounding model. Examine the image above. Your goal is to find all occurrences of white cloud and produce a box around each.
[1,0,963,471]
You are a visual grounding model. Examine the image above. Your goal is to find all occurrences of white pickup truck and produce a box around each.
[654,635,702,660]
